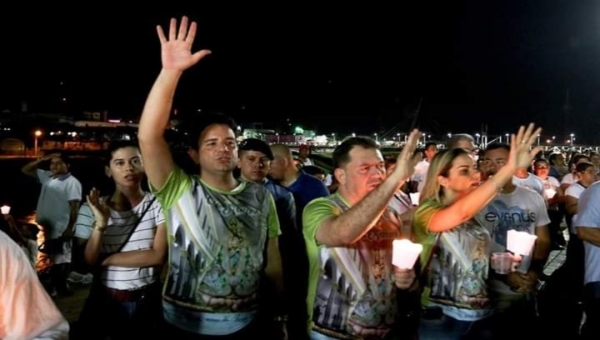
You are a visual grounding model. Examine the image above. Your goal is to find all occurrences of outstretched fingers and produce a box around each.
[168,18,177,41]
[156,25,167,44]
[185,21,197,43]
[177,16,189,40]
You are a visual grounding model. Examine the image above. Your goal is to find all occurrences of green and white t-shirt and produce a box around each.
[151,167,280,336]
[303,193,406,339]
[413,199,493,321]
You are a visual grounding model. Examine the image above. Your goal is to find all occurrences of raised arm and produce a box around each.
[428,123,543,232]
[20,152,60,178]
[313,129,422,247]
[138,16,211,190]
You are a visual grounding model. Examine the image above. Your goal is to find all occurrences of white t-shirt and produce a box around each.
[476,186,551,295]
[35,170,82,239]
[411,160,430,193]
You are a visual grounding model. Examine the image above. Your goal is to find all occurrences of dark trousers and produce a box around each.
[73,281,163,340]
[547,209,566,247]
[50,263,70,294]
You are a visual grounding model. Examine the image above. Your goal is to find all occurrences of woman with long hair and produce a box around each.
[413,124,541,339]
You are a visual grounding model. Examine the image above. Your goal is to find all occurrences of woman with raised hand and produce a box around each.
[413,123,542,339]
[74,140,167,340]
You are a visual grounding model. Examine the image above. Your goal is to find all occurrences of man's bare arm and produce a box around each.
[315,130,421,247]
[20,153,59,178]
[533,225,551,262]
[138,70,181,190]
[138,16,211,190]
[315,170,408,247]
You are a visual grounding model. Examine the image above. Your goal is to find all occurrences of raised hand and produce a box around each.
[392,129,422,181]
[86,187,111,226]
[507,123,543,171]
[42,152,61,161]
[156,16,212,72]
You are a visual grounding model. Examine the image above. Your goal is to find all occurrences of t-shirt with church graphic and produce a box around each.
[303,193,411,339]
[151,167,280,336]
[476,186,550,294]
[413,199,494,322]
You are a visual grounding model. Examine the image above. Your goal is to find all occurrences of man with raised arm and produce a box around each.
[138,16,284,339]
[303,131,422,339]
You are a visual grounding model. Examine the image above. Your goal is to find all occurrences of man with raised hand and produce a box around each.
[303,131,422,340]
[138,16,284,339]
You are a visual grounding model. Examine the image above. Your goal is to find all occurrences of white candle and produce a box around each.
[506,230,537,256]
[409,192,420,206]
[392,239,423,269]
[1,205,10,215]
[544,188,556,199]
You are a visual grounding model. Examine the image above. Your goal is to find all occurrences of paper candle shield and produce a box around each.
[392,239,423,269]
[506,230,537,256]
[544,188,556,199]
[0,205,10,214]
[409,192,420,206]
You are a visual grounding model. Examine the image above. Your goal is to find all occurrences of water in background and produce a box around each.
[0,151,198,219]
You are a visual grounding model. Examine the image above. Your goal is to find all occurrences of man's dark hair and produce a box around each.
[482,143,510,155]
[180,111,238,150]
[424,142,437,150]
[332,136,379,169]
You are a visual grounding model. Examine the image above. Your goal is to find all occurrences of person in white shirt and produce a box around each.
[21,153,82,296]
[411,142,437,193]
[0,230,69,340]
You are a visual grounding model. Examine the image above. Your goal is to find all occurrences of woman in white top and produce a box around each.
[74,140,167,340]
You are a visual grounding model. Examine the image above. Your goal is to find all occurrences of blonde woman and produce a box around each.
[413,124,541,339]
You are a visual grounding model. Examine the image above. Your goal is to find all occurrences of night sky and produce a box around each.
[3,2,600,142]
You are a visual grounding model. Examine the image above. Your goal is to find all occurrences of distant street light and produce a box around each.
[34,130,42,157]
[570,133,575,146]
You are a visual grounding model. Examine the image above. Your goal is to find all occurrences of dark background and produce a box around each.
[2,1,600,141]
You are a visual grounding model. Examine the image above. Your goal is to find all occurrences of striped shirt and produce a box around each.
[74,192,165,290]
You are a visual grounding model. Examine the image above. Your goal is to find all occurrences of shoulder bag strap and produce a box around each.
[115,196,157,253]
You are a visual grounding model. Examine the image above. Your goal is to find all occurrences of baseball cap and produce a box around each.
[239,138,274,160]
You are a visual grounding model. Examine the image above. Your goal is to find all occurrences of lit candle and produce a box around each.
[409,192,420,206]
[392,239,423,269]
[506,230,537,256]
[1,205,10,215]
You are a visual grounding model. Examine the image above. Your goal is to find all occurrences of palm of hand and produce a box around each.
[161,43,196,70]
[86,190,110,225]
[514,145,534,169]
[90,201,110,223]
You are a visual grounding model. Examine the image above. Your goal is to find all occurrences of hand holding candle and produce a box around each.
[392,239,423,269]
[506,230,537,256]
